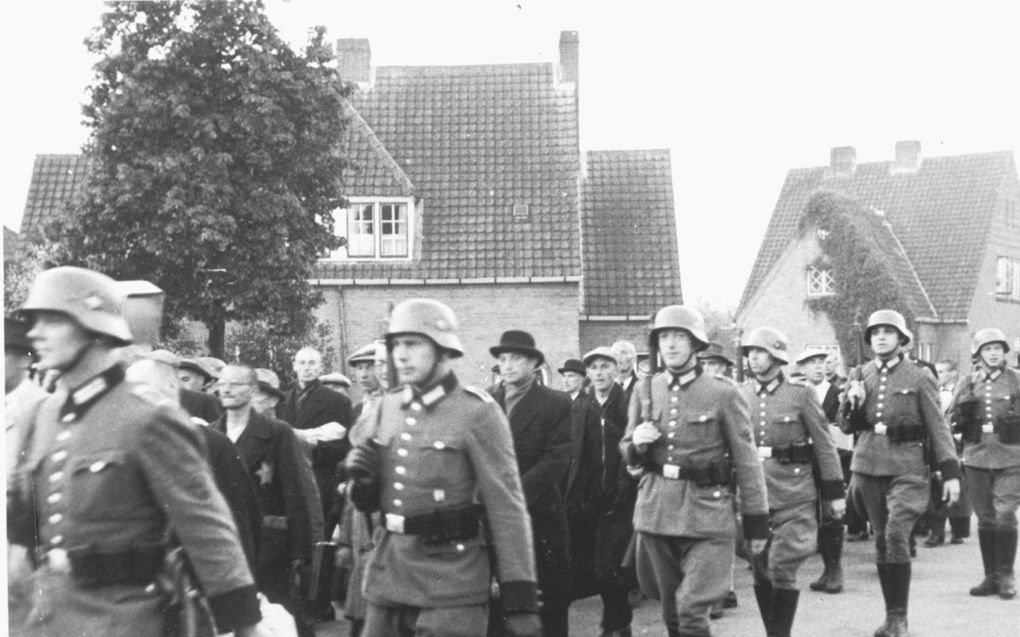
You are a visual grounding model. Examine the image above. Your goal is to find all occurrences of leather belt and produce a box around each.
[383,505,482,544]
[42,544,166,587]
[758,444,813,464]
[867,422,925,442]
[646,459,732,486]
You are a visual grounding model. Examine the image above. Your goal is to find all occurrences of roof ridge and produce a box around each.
[341,100,415,196]
[870,208,938,319]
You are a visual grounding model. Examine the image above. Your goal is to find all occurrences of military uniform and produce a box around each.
[743,372,844,635]
[9,366,260,636]
[622,365,769,637]
[950,365,1020,596]
[360,372,538,636]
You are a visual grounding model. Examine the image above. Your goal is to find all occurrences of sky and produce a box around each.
[3,0,1019,309]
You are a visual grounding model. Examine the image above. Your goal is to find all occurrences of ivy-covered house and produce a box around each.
[736,142,1020,372]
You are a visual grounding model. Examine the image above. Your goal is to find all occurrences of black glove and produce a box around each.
[346,443,382,513]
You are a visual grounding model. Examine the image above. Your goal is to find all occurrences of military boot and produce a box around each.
[873,562,911,637]
[753,583,773,635]
[970,529,999,596]
[997,528,1017,600]
[923,525,945,547]
[769,588,799,637]
[949,516,970,544]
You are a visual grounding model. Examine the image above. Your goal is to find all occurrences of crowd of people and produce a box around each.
[5,265,1020,637]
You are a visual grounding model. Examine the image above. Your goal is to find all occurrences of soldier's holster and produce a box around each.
[156,546,217,637]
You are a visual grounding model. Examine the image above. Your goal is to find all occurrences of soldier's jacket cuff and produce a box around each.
[742,513,771,540]
[820,480,846,501]
[938,458,961,481]
[499,580,540,614]
[208,584,261,632]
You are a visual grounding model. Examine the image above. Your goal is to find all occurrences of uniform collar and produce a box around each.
[401,371,459,408]
[61,364,124,418]
[754,371,784,395]
[667,363,702,389]
[983,367,1004,382]
[876,354,903,373]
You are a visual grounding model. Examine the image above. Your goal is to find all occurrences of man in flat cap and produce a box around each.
[489,330,573,637]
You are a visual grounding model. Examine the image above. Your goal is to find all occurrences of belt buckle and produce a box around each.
[758,446,773,459]
[874,423,888,435]
[385,513,405,534]
[44,548,70,574]
[662,464,680,480]
[982,424,995,434]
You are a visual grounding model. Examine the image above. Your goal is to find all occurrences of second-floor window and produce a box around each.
[997,256,1020,301]
[807,266,835,296]
[324,198,413,261]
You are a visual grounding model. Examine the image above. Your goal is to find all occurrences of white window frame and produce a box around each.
[997,256,1020,301]
[806,266,835,297]
[322,196,415,262]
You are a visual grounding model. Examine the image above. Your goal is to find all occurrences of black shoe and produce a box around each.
[722,589,738,608]
[847,530,869,542]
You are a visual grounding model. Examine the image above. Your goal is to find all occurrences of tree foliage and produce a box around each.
[225,318,336,386]
[3,241,61,314]
[48,0,350,356]
[797,190,916,367]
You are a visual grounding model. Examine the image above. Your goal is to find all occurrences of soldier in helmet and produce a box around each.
[741,329,845,637]
[344,299,541,637]
[621,304,769,637]
[949,327,1020,600]
[7,267,265,636]
[840,309,961,637]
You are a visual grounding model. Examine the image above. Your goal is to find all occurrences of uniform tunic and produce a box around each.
[621,365,769,637]
[841,355,961,563]
[362,372,538,614]
[742,373,844,588]
[10,366,259,636]
[950,366,1020,529]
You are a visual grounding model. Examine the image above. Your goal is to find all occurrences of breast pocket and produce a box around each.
[770,413,803,445]
[67,450,135,521]
[681,412,720,446]
[890,389,920,424]
[413,439,470,490]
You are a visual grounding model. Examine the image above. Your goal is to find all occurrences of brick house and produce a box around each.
[16,32,682,387]
[736,142,1020,373]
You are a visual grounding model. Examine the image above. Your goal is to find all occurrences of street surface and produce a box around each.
[317,523,1020,636]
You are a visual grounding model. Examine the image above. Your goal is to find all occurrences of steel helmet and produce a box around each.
[649,305,708,350]
[20,266,133,345]
[386,298,464,358]
[741,327,790,365]
[865,309,912,346]
[972,327,1010,356]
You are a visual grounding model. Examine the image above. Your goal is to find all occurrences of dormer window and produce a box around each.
[807,266,835,296]
[324,197,415,261]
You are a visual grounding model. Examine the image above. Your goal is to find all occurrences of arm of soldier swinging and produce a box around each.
[279,422,322,560]
[718,387,770,539]
[918,372,961,480]
[800,389,846,501]
[136,408,261,631]
[946,376,973,433]
[467,401,539,613]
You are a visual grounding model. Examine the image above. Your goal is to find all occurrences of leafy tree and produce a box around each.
[3,240,60,314]
[225,318,337,386]
[49,0,350,357]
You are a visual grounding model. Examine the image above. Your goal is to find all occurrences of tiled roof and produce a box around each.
[739,151,1017,321]
[316,63,581,280]
[340,101,414,197]
[581,149,682,315]
[20,154,90,237]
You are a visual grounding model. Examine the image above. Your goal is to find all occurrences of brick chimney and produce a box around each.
[830,146,856,177]
[336,38,371,84]
[891,140,921,174]
[558,31,579,85]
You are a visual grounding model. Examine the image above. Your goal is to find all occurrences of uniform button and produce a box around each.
[794,467,801,474]
[400,433,412,441]
[760,411,767,417]
[405,417,417,426]
[395,466,406,475]
[669,421,677,427]
[48,513,63,525]
[456,543,465,552]
[668,445,675,451]
[760,402,766,408]
[47,493,62,504]
[397,449,408,457]
[61,413,75,423]
[51,535,63,546]
[393,499,403,507]
[879,385,886,390]
[49,472,64,483]
[433,441,446,450]
[877,403,884,409]
[51,450,67,463]
[877,412,883,418]
[56,431,71,442]
[393,482,404,491]
[89,462,106,473]
[667,433,675,439]
[670,409,678,415]
[878,393,885,400]
[410,403,422,412]
[671,396,678,403]
[760,420,766,426]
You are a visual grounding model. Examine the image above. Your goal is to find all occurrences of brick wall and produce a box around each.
[313,281,581,392]
[580,320,649,356]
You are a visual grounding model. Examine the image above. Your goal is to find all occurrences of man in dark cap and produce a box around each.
[252,368,286,416]
[177,357,214,392]
[488,330,573,637]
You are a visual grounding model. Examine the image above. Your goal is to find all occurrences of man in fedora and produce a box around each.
[489,330,573,637]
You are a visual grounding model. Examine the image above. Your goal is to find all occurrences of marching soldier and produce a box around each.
[741,329,845,637]
[950,328,1020,600]
[621,305,769,637]
[840,309,961,637]
[8,266,264,636]
[344,299,541,637]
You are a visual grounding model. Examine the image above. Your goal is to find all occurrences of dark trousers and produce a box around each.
[849,472,928,563]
